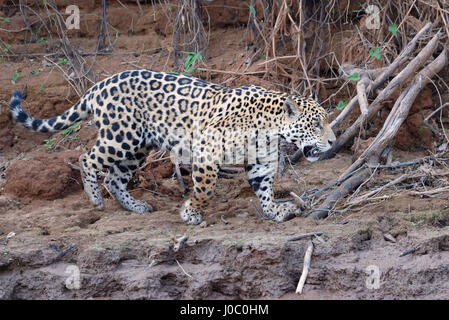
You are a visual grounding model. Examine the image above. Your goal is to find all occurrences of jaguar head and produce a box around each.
[281,96,336,162]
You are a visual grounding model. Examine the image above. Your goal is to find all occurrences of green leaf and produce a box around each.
[245,3,256,16]
[0,17,11,22]
[184,51,202,73]
[347,72,359,81]
[336,100,348,110]
[11,70,19,84]
[369,47,381,60]
[388,23,398,37]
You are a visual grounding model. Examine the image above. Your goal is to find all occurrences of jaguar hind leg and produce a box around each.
[79,152,104,210]
[105,159,152,214]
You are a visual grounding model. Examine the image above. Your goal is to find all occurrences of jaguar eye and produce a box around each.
[315,122,322,130]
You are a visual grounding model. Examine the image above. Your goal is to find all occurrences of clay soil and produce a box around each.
[0,1,448,300]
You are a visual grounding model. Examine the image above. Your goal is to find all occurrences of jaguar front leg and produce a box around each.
[246,162,298,222]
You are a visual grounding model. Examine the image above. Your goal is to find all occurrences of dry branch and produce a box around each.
[296,239,313,294]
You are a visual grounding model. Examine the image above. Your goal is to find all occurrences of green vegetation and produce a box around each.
[336,100,348,110]
[369,47,381,60]
[184,51,202,74]
[388,23,398,37]
[43,137,56,149]
[11,70,19,84]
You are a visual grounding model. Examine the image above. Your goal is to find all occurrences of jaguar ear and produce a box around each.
[309,90,318,102]
[284,98,302,121]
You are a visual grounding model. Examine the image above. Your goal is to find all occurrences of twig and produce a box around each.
[287,232,324,242]
[249,199,269,220]
[400,248,417,257]
[424,103,449,136]
[296,239,314,294]
[175,259,193,278]
[290,191,307,209]
[220,215,228,225]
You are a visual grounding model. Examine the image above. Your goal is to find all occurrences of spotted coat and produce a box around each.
[9,70,336,224]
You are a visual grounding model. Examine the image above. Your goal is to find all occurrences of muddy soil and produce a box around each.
[0,1,448,300]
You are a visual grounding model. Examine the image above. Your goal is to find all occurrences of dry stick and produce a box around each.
[175,259,193,278]
[410,185,449,196]
[348,173,410,206]
[296,239,313,294]
[356,75,370,119]
[249,199,269,220]
[173,160,186,193]
[290,191,307,209]
[424,102,449,136]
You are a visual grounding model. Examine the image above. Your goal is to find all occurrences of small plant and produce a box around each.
[36,37,47,43]
[43,137,56,149]
[347,72,359,81]
[369,47,381,60]
[0,16,11,22]
[60,121,80,136]
[11,70,19,84]
[244,2,256,16]
[57,57,68,65]
[184,51,202,74]
[388,23,398,37]
[336,100,348,110]
[3,44,11,53]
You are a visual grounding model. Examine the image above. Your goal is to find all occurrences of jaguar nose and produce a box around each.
[328,139,334,146]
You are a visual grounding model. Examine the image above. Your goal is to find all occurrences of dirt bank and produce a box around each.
[1,152,448,299]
